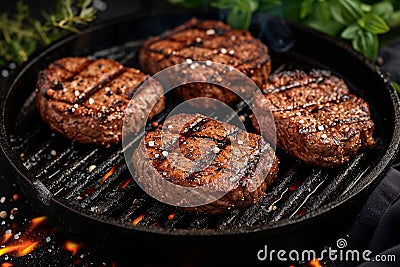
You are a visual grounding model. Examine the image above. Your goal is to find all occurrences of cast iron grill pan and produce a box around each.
[1,11,399,265]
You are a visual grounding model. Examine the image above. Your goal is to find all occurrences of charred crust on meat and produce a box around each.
[35,57,166,145]
[134,113,278,213]
[139,18,272,107]
[253,69,375,168]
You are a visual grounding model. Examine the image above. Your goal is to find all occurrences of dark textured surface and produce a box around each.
[0,2,400,267]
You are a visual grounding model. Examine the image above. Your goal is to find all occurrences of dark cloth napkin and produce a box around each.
[347,40,400,266]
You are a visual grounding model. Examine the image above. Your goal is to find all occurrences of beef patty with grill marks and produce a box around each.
[133,113,278,214]
[139,18,271,107]
[35,57,165,145]
[252,69,375,168]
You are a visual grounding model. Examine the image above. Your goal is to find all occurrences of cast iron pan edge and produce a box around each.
[0,11,399,253]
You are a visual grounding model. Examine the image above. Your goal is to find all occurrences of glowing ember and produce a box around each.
[168,209,177,220]
[63,240,83,256]
[1,262,14,267]
[0,241,39,257]
[18,241,40,256]
[132,213,145,225]
[119,177,132,189]
[101,163,122,185]
[307,258,324,267]
[30,216,47,229]
[2,232,13,244]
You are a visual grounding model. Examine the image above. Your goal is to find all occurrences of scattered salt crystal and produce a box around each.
[238,140,243,145]
[74,90,80,96]
[73,104,79,109]
[162,151,169,157]
[228,50,235,55]
[206,60,212,66]
[167,125,173,129]
[186,58,193,64]
[0,197,5,203]
[50,150,57,156]
[220,48,227,54]
[206,29,215,35]
[317,125,324,131]
[148,141,155,147]
[5,229,11,234]
[296,112,301,116]
[321,134,328,139]
[46,237,51,242]
[213,147,220,153]
[88,165,96,172]
[89,98,95,105]
[154,153,159,158]
[299,119,304,124]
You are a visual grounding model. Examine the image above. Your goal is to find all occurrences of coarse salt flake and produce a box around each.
[206,29,215,35]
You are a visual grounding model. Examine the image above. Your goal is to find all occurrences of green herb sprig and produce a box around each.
[169,0,400,60]
[0,0,97,67]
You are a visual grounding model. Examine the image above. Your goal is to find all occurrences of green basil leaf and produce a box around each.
[314,0,330,22]
[227,8,252,30]
[372,1,393,21]
[352,29,378,60]
[210,0,236,9]
[236,0,259,12]
[306,20,344,36]
[331,0,364,25]
[392,81,400,94]
[358,13,390,34]
[300,0,315,19]
[341,23,361,39]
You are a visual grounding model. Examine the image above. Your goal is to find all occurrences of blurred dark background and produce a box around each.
[1,1,400,266]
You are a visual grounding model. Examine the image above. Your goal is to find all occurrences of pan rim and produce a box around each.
[1,11,400,237]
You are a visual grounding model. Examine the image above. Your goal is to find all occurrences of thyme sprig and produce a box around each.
[0,0,97,66]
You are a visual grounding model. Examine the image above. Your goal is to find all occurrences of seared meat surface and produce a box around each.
[133,113,278,213]
[252,70,374,168]
[139,18,271,107]
[35,57,165,145]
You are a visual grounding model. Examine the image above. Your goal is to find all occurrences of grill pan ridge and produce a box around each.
[1,11,400,263]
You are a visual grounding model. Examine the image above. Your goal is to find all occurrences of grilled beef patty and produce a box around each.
[252,70,375,168]
[35,57,165,145]
[139,18,271,107]
[133,113,278,213]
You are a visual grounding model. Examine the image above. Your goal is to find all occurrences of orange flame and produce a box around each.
[30,216,47,230]
[101,163,122,185]
[132,213,145,225]
[1,262,14,267]
[0,241,39,257]
[168,209,177,220]
[0,216,48,259]
[120,177,132,189]
[63,240,83,256]
[2,233,13,244]
[308,258,323,267]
